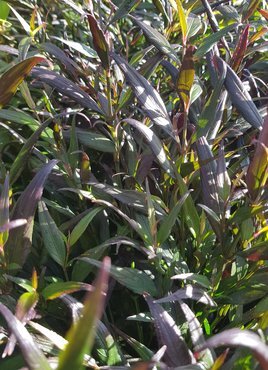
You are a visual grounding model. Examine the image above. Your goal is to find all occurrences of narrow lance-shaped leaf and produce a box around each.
[109,0,141,24]
[88,14,110,70]
[217,142,231,203]
[0,302,52,370]
[246,115,268,200]
[214,56,263,130]
[177,45,195,112]
[0,56,45,108]
[130,15,179,63]
[112,53,173,136]
[195,58,226,139]
[144,293,194,367]
[176,0,187,46]
[31,68,103,114]
[124,118,175,176]
[195,23,237,59]
[0,174,10,250]
[231,25,249,72]
[155,285,216,306]
[69,207,103,247]
[196,329,268,370]
[57,257,110,370]
[179,302,214,366]
[42,281,93,300]
[3,290,39,358]
[157,192,190,245]
[242,0,261,21]
[80,258,157,296]
[38,201,66,267]
[5,160,58,268]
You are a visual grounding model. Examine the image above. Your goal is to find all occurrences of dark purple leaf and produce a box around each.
[196,329,268,370]
[144,293,194,367]
[0,302,52,369]
[112,52,173,136]
[31,68,103,114]
[5,160,58,268]
[215,56,263,130]
[154,285,216,307]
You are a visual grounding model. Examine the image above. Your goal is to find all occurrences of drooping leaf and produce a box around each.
[196,329,268,369]
[195,23,237,59]
[57,257,110,370]
[63,127,115,153]
[31,68,103,114]
[51,37,97,59]
[87,14,110,70]
[42,281,92,300]
[112,52,173,136]
[5,160,58,268]
[155,285,216,306]
[38,201,66,267]
[80,258,157,296]
[124,118,174,176]
[0,302,52,370]
[144,293,194,367]
[0,56,45,108]
[177,45,195,112]
[215,56,263,130]
[130,15,179,63]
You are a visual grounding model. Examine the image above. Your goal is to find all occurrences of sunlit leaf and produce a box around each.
[0,57,45,108]
[130,15,179,63]
[42,281,92,300]
[87,14,110,70]
[177,45,195,112]
[144,293,194,367]
[231,25,249,72]
[110,0,141,24]
[112,53,173,135]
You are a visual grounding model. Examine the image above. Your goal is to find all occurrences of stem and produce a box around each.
[106,69,113,120]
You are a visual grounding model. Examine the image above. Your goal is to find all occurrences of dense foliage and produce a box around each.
[0,0,268,369]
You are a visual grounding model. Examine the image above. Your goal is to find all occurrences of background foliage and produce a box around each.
[0,0,268,369]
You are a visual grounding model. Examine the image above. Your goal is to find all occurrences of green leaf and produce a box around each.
[80,258,157,296]
[38,201,66,267]
[195,23,237,58]
[0,1,9,20]
[157,192,190,245]
[63,128,115,153]
[69,207,103,247]
[110,0,141,24]
[42,281,91,300]
[57,257,110,370]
